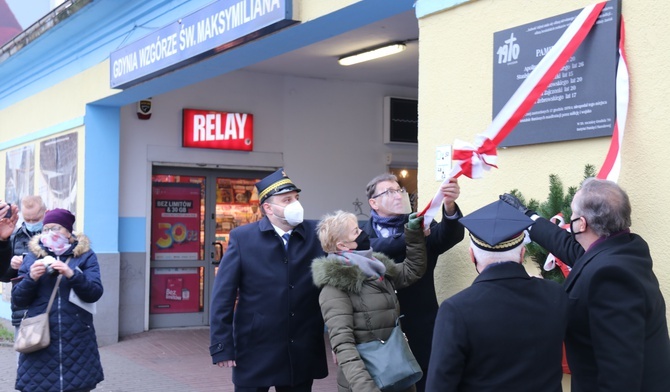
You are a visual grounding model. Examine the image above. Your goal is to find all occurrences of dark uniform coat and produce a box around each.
[530,218,670,392]
[312,225,427,392]
[1,223,42,325]
[209,217,328,387]
[14,234,104,392]
[361,205,464,391]
[426,262,568,392]
[0,239,10,282]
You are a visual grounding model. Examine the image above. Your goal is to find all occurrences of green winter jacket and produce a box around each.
[311,225,427,392]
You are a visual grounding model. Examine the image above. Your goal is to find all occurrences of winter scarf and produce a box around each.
[370,210,406,238]
[330,249,386,279]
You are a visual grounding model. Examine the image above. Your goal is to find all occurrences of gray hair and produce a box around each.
[366,173,398,199]
[470,239,525,266]
[573,177,631,236]
[21,195,46,212]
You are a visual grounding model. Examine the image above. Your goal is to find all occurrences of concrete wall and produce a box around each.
[118,252,147,337]
[0,64,113,144]
[299,0,360,22]
[95,252,120,346]
[416,0,670,325]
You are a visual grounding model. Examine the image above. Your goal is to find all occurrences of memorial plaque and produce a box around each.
[493,0,620,147]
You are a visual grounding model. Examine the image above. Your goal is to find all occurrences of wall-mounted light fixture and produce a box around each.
[338,41,411,66]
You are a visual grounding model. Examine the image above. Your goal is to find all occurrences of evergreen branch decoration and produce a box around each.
[509,164,596,283]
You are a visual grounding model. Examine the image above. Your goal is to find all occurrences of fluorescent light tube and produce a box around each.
[338,43,407,66]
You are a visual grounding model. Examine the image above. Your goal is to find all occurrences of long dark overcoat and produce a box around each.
[2,224,41,325]
[209,217,328,387]
[530,217,670,392]
[361,205,464,391]
[0,240,10,281]
[13,234,104,392]
[426,262,567,392]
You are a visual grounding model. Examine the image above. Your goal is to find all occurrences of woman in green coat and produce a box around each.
[312,210,427,392]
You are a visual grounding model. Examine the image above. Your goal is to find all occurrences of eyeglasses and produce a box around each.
[42,225,64,233]
[372,187,406,198]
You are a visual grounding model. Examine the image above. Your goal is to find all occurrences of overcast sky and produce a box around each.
[6,0,51,28]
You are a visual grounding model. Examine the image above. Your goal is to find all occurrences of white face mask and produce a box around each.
[279,200,304,227]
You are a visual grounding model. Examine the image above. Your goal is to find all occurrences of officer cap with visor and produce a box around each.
[255,168,301,205]
[459,199,535,252]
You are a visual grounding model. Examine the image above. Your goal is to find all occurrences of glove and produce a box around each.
[499,193,534,217]
[407,212,422,230]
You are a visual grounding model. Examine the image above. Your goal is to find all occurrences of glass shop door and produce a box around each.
[149,167,270,328]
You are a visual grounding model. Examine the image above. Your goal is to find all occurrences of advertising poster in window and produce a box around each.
[150,267,200,314]
[151,182,201,260]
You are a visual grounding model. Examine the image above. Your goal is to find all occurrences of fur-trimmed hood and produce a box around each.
[311,252,397,294]
[27,232,92,259]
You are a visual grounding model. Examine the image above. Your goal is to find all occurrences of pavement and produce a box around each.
[0,327,339,392]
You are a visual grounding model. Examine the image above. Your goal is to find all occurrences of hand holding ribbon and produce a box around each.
[417,135,497,227]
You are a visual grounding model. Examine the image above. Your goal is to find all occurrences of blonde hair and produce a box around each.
[317,210,357,253]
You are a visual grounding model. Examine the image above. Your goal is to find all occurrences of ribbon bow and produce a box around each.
[452,136,498,179]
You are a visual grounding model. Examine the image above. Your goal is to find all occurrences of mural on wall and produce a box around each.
[4,145,35,205]
[38,132,78,213]
[353,198,369,220]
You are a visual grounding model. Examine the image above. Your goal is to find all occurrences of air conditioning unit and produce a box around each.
[383,96,418,145]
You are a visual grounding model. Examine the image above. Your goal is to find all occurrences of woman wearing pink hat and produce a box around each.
[13,208,104,392]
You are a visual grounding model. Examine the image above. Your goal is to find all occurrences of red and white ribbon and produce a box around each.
[418,2,607,227]
[597,18,628,183]
[452,136,499,179]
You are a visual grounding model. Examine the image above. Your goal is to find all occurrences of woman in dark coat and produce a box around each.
[312,210,426,392]
[13,208,104,392]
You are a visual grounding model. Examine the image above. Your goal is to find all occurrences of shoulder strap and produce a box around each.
[44,257,72,314]
[45,275,62,314]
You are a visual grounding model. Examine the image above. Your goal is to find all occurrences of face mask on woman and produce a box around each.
[354,231,371,250]
[40,231,70,256]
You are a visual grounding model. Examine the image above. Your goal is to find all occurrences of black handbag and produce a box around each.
[356,294,423,392]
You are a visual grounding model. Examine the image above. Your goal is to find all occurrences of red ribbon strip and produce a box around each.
[452,138,499,179]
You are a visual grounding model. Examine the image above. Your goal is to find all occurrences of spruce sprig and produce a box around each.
[508,164,596,283]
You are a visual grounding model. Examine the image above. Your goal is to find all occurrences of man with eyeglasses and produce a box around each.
[361,173,464,392]
[501,178,670,392]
